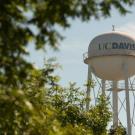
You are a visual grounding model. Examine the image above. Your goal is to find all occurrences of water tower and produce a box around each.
[83,31,135,135]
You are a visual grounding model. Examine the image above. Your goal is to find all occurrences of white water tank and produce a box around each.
[84,31,135,80]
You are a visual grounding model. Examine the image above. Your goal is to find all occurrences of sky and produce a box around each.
[27,5,135,87]
[27,5,135,134]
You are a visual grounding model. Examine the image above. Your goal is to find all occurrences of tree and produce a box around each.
[0,56,126,135]
[0,1,133,134]
[109,124,127,135]
[0,60,112,134]
[0,0,135,86]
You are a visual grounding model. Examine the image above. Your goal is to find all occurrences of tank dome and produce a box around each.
[84,31,135,80]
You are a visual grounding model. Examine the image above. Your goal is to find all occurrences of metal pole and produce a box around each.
[86,65,92,111]
[124,65,131,135]
[102,80,105,95]
[112,81,118,128]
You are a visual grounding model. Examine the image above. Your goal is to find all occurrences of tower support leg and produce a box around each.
[102,80,105,95]
[86,65,92,111]
[125,77,131,135]
[112,81,118,128]
[124,64,131,135]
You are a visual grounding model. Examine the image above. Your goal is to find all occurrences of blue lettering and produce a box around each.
[123,43,129,49]
[119,42,124,49]
[132,44,135,50]
[112,42,118,49]
[98,42,135,50]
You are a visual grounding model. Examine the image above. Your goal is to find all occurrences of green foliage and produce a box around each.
[0,0,133,134]
[109,124,127,135]
[0,0,135,86]
[0,60,112,135]
[85,95,112,135]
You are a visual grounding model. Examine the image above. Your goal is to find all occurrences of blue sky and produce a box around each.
[26,5,135,133]
[27,6,135,87]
